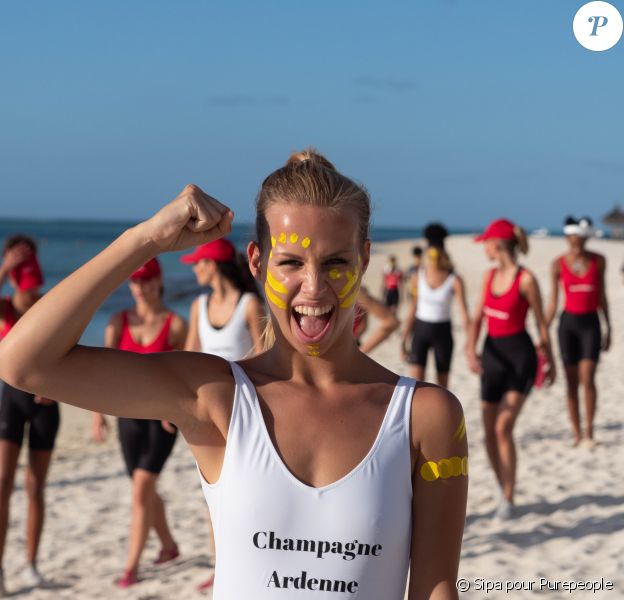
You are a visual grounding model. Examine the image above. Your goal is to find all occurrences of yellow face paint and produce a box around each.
[289,233,299,244]
[301,237,311,249]
[271,236,276,248]
[264,282,286,310]
[278,232,287,243]
[453,416,466,441]
[307,344,320,357]
[338,265,360,299]
[267,271,288,294]
[329,269,342,280]
[339,285,360,308]
[420,456,468,482]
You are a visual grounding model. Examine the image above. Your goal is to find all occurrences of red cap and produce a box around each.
[11,256,44,291]
[130,258,162,281]
[180,239,236,264]
[474,219,517,242]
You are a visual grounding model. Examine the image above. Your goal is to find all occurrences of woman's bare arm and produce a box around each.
[465,273,487,374]
[544,258,561,327]
[401,293,417,360]
[452,275,471,332]
[169,313,189,351]
[184,297,201,352]
[0,185,234,425]
[597,254,611,351]
[357,287,399,354]
[408,384,468,599]
[245,295,267,356]
[521,270,555,385]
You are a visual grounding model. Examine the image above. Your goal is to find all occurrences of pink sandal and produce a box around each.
[116,569,139,588]
[197,574,215,592]
[153,545,180,565]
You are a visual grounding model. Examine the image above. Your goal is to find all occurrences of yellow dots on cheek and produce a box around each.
[453,416,466,441]
[420,456,468,482]
[329,269,342,280]
[301,237,311,249]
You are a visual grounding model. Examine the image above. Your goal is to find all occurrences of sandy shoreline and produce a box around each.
[3,234,623,599]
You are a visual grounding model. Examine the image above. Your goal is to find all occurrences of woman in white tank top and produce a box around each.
[182,238,265,360]
[402,223,470,389]
[1,150,468,600]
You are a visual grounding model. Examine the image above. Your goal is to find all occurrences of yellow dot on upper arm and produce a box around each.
[438,458,453,479]
[420,461,440,482]
[301,237,311,248]
[449,456,462,477]
[278,232,287,243]
[289,233,299,244]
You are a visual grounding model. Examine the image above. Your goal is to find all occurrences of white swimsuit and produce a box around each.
[198,362,415,599]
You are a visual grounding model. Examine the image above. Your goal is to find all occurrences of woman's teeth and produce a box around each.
[293,305,333,316]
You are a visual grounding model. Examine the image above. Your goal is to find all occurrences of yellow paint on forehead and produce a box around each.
[289,233,299,244]
[271,236,276,248]
[420,455,468,482]
[278,232,287,243]
[329,269,342,280]
[264,283,286,310]
[453,417,466,441]
[301,237,311,249]
[267,271,288,294]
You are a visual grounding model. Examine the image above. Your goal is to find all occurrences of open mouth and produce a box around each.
[292,304,335,343]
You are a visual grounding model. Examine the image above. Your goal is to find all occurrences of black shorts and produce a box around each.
[557,311,601,366]
[481,331,537,403]
[408,319,454,373]
[0,383,60,451]
[385,289,399,307]
[118,418,177,476]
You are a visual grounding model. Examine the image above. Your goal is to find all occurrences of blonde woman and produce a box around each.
[0,150,467,599]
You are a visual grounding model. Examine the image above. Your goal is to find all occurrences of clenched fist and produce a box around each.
[143,185,234,253]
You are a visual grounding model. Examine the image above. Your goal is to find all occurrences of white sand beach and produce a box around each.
[3,235,623,599]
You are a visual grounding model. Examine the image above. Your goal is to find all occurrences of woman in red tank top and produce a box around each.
[466,219,554,520]
[545,216,611,448]
[0,235,59,591]
[92,258,188,587]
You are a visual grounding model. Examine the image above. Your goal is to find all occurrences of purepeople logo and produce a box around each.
[573,1,623,51]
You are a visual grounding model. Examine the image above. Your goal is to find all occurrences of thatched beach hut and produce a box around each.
[602,205,624,238]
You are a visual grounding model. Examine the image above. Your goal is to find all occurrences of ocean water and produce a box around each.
[0,219,441,346]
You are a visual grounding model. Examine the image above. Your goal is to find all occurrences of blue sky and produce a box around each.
[1,1,622,229]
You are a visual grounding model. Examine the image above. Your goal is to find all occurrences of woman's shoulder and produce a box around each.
[108,310,126,328]
[410,382,464,449]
